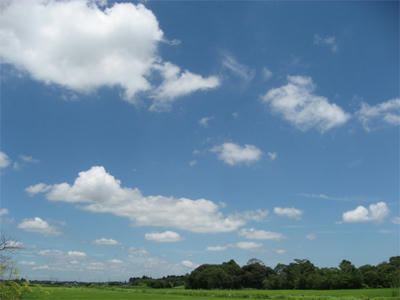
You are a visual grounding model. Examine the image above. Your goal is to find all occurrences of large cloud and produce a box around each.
[342,202,389,223]
[26,166,245,233]
[0,0,219,110]
[261,76,350,132]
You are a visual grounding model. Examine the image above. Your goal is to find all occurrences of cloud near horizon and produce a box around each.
[25,166,271,233]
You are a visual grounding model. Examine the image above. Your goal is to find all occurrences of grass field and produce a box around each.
[24,286,400,300]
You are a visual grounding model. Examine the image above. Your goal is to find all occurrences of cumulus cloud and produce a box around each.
[261,76,350,132]
[0,0,219,110]
[0,208,9,216]
[189,160,197,167]
[267,152,277,160]
[26,166,245,233]
[275,249,286,254]
[18,217,61,236]
[274,207,303,220]
[236,241,262,250]
[92,238,120,246]
[356,98,400,131]
[181,260,198,269]
[0,152,11,168]
[238,228,285,240]
[109,259,123,264]
[342,202,389,223]
[68,251,87,259]
[198,116,214,128]
[3,240,23,249]
[211,143,262,166]
[145,231,183,243]
[313,34,338,52]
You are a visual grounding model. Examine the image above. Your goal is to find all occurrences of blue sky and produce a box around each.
[0,0,398,281]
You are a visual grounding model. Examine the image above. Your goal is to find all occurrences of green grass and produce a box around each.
[24,286,399,300]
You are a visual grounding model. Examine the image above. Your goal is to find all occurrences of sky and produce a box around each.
[0,0,399,282]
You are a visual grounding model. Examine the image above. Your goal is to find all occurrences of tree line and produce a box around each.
[129,256,400,290]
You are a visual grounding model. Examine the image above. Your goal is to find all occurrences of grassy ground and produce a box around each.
[25,286,399,300]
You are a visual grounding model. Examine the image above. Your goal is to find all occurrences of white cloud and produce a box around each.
[306,233,317,240]
[275,249,286,254]
[18,217,61,236]
[262,67,273,81]
[0,152,11,168]
[261,76,350,132]
[342,202,389,223]
[38,249,63,256]
[109,259,123,264]
[222,53,255,83]
[313,34,338,52]
[19,155,39,163]
[92,238,120,246]
[392,217,400,224]
[199,116,214,128]
[4,240,23,249]
[356,98,400,131]
[0,208,9,216]
[267,152,277,160]
[25,183,52,196]
[230,209,269,222]
[19,261,36,266]
[87,262,104,270]
[236,241,262,250]
[274,207,303,220]
[181,260,198,269]
[145,231,183,243]
[26,166,245,233]
[206,245,229,251]
[33,265,49,270]
[0,0,219,110]
[150,62,220,111]
[238,228,285,240]
[211,142,262,166]
[189,160,197,167]
[67,251,87,259]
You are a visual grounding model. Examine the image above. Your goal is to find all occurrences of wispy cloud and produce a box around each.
[313,34,338,52]
[222,53,255,83]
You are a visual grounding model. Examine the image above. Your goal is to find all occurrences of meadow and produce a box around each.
[24,286,399,300]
